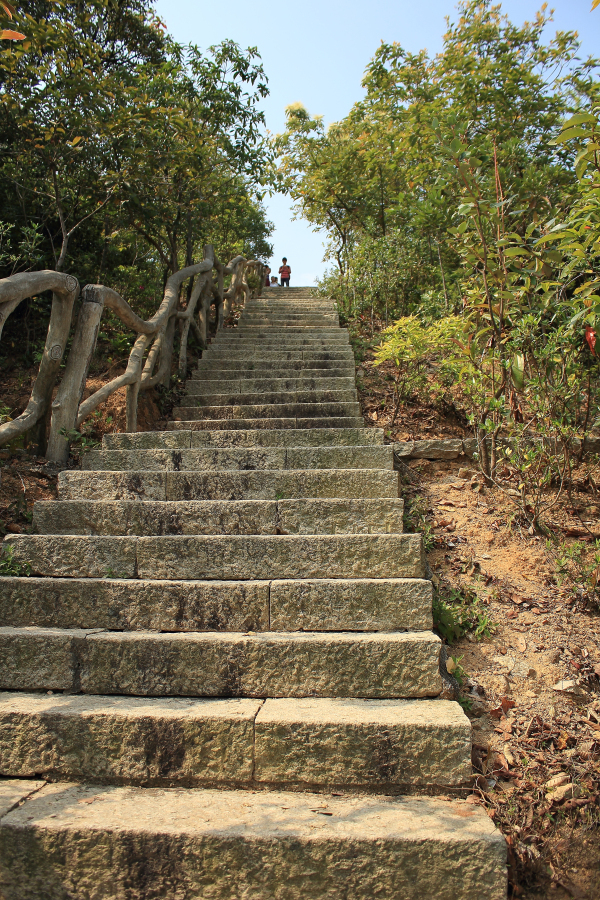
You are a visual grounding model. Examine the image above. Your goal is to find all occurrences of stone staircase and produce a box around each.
[0,287,506,898]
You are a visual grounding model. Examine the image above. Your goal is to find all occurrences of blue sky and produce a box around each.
[155,0,600,285]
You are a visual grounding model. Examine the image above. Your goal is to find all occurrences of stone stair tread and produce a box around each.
[167,417,366,430]
[0,576,431,632]
[0,627,441,697]
[57,468,399,501]
[180,391,359,407]
[5,532,424,580]
[0,693,470,788]
[185,378,357,392]
[172,402,362,419]
[102,427,384,449]
[80,446,391,472]
[33,497,403,536]
[0,781,507,900]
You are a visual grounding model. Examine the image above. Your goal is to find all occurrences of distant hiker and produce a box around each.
[264,266,271,286]
[279,258,291,287]
[270,275,279,285]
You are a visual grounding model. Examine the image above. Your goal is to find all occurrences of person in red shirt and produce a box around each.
[279,258,291,286]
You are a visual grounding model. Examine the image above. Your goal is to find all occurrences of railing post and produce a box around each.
[47,286,105,464]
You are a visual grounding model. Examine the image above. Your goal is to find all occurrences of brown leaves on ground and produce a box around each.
[400,454,600,899]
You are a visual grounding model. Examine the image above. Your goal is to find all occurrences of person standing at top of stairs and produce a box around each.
[279,257,291,286]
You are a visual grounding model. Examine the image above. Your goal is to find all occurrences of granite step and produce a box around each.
[209,338,350,348]
[179,391,358,408]
[4,533,424,580]
[33,497,403,536]
[0,694,470,788]
[201,350,354,361]
[102,427,384,450]
[81,446,389,473]
[194,362,356,375]
[216,328,347,337]
[185,377,357,393]
[227,326,349,334]
[0,781,506,900]
[167,416,366,430]
[57,468,398,501]
[0,576,431,632]
[172,402,362,420]
[238,318,340,326]
[0,627,440,697]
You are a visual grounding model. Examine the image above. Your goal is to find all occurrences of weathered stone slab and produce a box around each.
[81,446,390,473]
[0,578,269,631]
[170,417,301,431]
[284,446,392,470]
[270,578,432,632]
[102,430,192,450]
[169,417,366,430]
[33,499,402,538]
[58,470,166,501]
[78,631,441,698]
[185,377,357,394]
[277,498,403,534]
[5,535,136,579]
[82,448,289,473]
[177,390,360,408]
[135,534,425,581]
[187,427,383,447]
[255,698,471,786]
[173,402,361,420]
[195,360,355,372]
[34,500,279,536]
[6,533,422,580]
[164,469,399,501]
[0,784,506,900]
[0,693,260,784]
[0,626,91,691]
[0,779,44,818]
[101,427,381,451]
[202,350,354,361]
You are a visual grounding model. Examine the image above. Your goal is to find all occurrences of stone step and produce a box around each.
[218,327,346,336]
[185,377,356,393]
[0,576,431,632]
[239,317,339,325]
[4,533,424,580]
[81,446,389,473]
[0,781,506,899]
[210,338,349,348]
[172,401,362,420]
[57,468,398,501]
[102,427,384,450]
[167,416,366,430]
[195,362,356,375]
[235,324,340,332]
[33,497,402,535]
[0,694,470,788]
[0,627,440,697]
[201,350,354,361]
[180,391,358,408]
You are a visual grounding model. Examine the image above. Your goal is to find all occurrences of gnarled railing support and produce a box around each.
[0,271,79,450]
[0,250,267,462]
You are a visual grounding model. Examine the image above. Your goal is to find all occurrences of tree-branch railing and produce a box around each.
[0,245,265,463]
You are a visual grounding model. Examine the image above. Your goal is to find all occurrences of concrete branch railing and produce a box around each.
[0,246,265,463]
